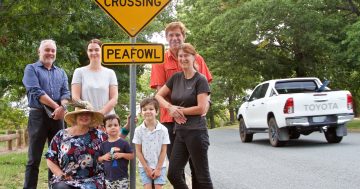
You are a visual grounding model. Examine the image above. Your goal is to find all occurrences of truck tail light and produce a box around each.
[283,98,294,114]
[347,94,353,110]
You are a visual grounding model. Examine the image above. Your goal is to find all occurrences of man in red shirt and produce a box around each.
[150,21,212,158]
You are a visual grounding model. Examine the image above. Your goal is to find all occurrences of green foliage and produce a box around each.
[2,0,360,128]
[138,66,156,99]
[0,1,176,129]
[0,97,27,130]
[177,0,360,120]
[347,119,360,129]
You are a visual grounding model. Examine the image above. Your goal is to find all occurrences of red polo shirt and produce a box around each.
[150,50,213,123]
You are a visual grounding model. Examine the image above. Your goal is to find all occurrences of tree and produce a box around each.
[177,0,360,122]
[0,97,27,130]
[0,1,175,128]
[177,0,261,125]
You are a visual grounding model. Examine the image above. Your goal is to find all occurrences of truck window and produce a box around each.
[275,80,318,94]
[249,83,268,101]
[259,83,269,98]
[249,85,262,101]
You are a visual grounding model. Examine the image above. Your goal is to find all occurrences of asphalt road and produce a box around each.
[205,127,360,189]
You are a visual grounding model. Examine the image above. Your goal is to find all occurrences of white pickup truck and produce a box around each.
[236,77,354,147]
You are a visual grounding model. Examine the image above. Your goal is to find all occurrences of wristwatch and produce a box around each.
[61,104,68,111]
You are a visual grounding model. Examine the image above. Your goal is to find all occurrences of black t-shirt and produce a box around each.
[99,138,133,181]
[166,72,210,130]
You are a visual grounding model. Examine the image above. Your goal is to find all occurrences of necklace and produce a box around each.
[184,74,196,90]
[185,79,192,89]
[183,70,197,89]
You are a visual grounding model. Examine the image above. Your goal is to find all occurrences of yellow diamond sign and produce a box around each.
[94,0,171,37]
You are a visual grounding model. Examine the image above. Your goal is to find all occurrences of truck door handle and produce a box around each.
[314,99,328,102]
[252,104,255,106]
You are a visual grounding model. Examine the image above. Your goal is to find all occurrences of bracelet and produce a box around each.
[55,173,65,180]
[121,127,129,135]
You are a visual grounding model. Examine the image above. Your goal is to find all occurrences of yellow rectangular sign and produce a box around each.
[102,43,164,65]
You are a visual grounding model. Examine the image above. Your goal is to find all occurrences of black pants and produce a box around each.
[23,109,64,189]
[163,123,201,188]
[162,122,176,158]
[167,129,213,189]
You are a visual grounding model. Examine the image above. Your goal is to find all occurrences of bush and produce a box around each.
[0,98,27,130]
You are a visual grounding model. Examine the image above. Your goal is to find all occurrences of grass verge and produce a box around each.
[0,152,48,189]
[347,118,360,132]
[0,150,173,189]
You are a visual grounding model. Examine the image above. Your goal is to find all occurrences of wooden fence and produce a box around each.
[0,129,28,151]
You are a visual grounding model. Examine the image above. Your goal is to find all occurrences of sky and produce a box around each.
[149,30,167,45]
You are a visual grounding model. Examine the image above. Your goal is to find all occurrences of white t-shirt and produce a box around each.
[132,121,170,169]
[71,66,118,115]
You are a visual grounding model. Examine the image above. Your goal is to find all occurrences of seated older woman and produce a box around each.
[45,101,108,189]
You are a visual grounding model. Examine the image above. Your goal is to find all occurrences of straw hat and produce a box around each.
[64,101,104,127]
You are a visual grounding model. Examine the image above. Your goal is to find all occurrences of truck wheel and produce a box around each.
[239,118,253,143]
[325,127,343,143]
[268,117,286,147]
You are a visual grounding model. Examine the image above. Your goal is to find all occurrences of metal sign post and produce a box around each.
[94,1,172,188]
[129,37,137,189]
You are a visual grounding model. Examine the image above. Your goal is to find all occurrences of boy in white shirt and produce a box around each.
[132,97,170,189]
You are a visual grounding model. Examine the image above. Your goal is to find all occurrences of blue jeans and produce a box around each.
[23,109,64,189]
[167,129,213,189]
[139,167,167,185]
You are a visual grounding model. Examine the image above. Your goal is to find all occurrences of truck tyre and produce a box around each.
[268,117,286,147]
[239,118,253,142]
[325,127,343,143]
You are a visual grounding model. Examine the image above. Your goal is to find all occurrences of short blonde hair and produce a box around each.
[165,21,187,38]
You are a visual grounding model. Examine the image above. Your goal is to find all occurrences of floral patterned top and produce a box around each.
[45,128,108,189]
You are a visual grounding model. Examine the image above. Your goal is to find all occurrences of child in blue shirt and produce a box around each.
[98,114,134,189]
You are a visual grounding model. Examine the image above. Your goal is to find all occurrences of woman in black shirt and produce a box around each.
[155,43,213,189]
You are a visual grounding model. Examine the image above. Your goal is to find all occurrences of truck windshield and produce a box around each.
[275,80,318,94]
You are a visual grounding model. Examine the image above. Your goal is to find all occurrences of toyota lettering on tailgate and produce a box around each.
[304,103,339,111]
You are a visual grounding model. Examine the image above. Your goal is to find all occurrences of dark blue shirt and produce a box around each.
[99,138,133,181]
[22,61,70,109]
